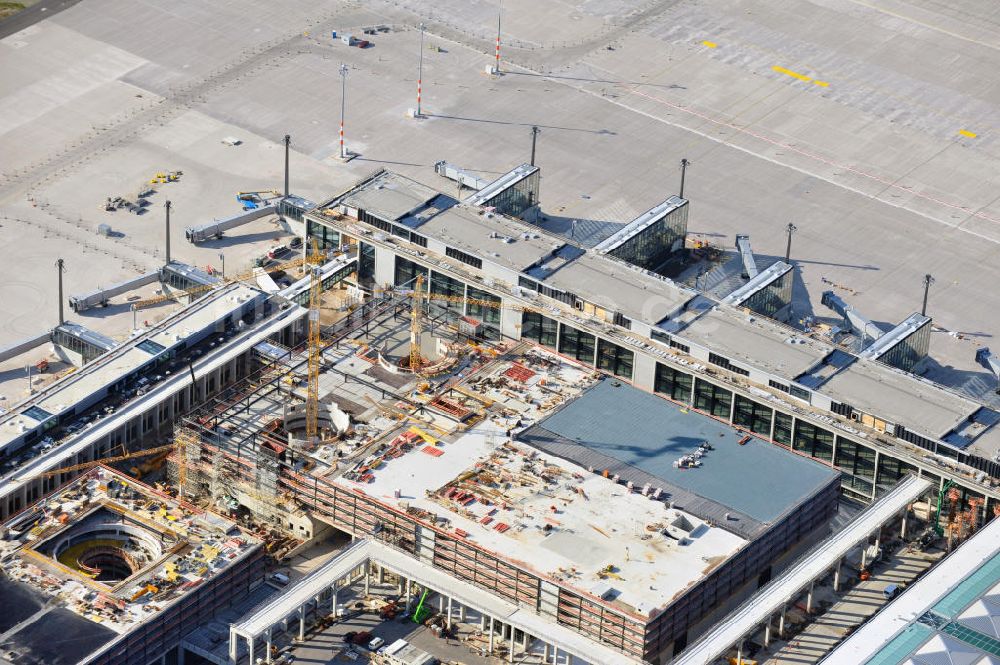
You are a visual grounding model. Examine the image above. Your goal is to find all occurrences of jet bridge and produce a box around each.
[821,290,882,344]
[434,161,491,191]
[735,234,758,279]
[822,292,932,373]
[978,348,1000,394]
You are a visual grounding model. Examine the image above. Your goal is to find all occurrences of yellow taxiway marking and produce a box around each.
[702,40,718,48]
[772,65,812,82]
[958,129,978,138]
[773,66,831,88]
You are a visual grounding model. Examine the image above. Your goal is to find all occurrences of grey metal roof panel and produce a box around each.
[519,379,840,532]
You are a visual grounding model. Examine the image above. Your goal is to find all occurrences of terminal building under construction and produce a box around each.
[1,164,999,665]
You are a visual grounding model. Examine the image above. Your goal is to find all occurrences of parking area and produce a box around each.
[257,569,579,665]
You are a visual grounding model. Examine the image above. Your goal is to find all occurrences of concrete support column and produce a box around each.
[522,631,529,649]
[764,620,772,648]
[298,606,306,641]
[778,605,787,638]
[861,538,869,569]
[404,579,412,610]
[480,614,487,630]
[553,647,560,665]
[901,506,909,539]
[543,642,551,662]
[177,646,185,665]
[834,559,842,591]
[364,562,370,597]
[459,603,466,622]
[229,632,239,662]
[247,636,255,665]
[509,626,515,663]
[265,628,273,664]
[736,640,743,664]
[488,617,495,653]
[874,527,881,556]
[378,565,385,585]
[332,589,339,616]
[806,580,815,614]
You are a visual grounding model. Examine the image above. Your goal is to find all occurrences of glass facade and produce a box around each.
[466,287,501,341]
[558,323,596,365]
[876,457,917,495]
[793,420,834,462]
[608,203,688,272]
[521,311,557,349]
[445,246,483,269]
[597,339,634,380]
[773,411,794,446]
[693,378,732,419]
[743,270,793,319]
[430,271,465,312]
[878,320,932,372]
[834,436,876,496]
[307,219,340,250]
[480,170,540,219]
[733,395,773,436]
[358,241,375,283]
[51,328,113,364]
[394,256,428,289]
[654,363,693,403]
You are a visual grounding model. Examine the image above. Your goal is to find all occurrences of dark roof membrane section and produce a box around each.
[522,379,839,530]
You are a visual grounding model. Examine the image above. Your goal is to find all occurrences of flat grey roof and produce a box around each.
[967,424,1000,459]
[680,306,834,378]
[821,359,979,438]
[540,252,693,324]
[418,204,564,273]
[339,171,440,222]
[521,379,839,532]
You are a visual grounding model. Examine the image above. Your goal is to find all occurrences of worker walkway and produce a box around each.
[670,474,932,665]
[230,538,643,665]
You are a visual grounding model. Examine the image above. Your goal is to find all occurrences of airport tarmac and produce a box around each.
[1,0,999,399]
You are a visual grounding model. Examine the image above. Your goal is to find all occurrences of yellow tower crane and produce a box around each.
[31,443,177,480]
[410,274,425,371]
[304,238,328,443]
[305,264,323,444]
[397,277,539,372]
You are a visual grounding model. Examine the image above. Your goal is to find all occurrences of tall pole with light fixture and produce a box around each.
[339,63,349,159]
